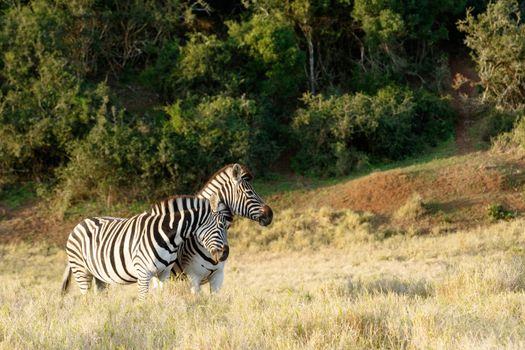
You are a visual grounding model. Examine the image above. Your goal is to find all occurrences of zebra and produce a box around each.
[61,194,229,300]
[171,163,273,293]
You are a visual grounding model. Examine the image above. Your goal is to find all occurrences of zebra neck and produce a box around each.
[183,235,219,266]
[150,197,210,243]
[197,186,234,223]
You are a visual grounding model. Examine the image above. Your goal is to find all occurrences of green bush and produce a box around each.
[168,33,235,98]
[480,109,519,143]
[54,106,156,210]
[161,95,276,182]
[291,86,454,176]
[352,0,467,89]
[0,40,109,181]
[458,0,525,109]
[486,203,516,222]
[228,13,305,106]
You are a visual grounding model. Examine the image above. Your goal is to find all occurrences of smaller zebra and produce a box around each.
[61,194,228,300]
[171,233,230,293]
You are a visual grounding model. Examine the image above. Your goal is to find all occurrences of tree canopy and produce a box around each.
[1,0,517,209]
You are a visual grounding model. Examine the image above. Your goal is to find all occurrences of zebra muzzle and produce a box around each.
[210,245,229,263]
[258,205,273,226]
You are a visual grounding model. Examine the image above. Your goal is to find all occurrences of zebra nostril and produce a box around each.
[220,245,229,261]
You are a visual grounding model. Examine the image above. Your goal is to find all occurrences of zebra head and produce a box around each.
[196,194,230,264]
[223,164,273,226]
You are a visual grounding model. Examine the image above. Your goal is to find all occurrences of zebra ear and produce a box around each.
[232,163,243,182]
[209,193,220,212]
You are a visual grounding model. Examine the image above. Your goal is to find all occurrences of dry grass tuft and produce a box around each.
[229,206,376,251]
[393,192,426,222]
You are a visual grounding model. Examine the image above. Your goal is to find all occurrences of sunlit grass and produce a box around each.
[2,217,525,349]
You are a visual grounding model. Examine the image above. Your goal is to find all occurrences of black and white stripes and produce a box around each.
[172,163,273,293]
[62,194,228,300]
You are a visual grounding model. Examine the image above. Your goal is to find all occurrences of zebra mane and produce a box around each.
[150,194,202,212]
[198,164,253,195]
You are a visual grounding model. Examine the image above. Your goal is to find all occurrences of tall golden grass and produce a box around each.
[2,213,525,349]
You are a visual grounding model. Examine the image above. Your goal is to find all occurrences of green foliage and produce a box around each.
[164,14,305,109]
[458,0,525,109]
[0,2,111,181]
[486,203,516,222]
[493,112,525,153]
[0,183,35,210]
[0,0,499,210]
[171,33,234,97]
[291,86,454,176]
[479,108,519,143]
[54,104,155,211]
[53,94,279,212]
[161,95,257,187]
[352,0,467,89]
[228,13,305,105]
[139,40,180,98]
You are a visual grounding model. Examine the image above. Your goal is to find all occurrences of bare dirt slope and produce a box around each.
[0,203,74,245]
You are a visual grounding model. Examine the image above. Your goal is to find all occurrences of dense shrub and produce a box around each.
[53,104,157,211]
[0,0,496,210]
[480,109,519,143]
[458,0,525,109]
[351,0,467,91]
[161,95,257,188]
[228,13,305,107]
[291,86,454,176]
[54,94,278,211]
[0,3,110,181]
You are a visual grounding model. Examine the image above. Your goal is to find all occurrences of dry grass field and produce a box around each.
[2,215,525,349]
[2,150,525,349]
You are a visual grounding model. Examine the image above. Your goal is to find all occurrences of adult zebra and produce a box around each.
[171,163,273,293]
[61,194,229,300]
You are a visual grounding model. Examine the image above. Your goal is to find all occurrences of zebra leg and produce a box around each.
[209,269,224,293]
[70,265,93,295]
[137,273,153,301]
[151,266,174,291]
[189,274,202,294]
[157,266,173,288]
[151,276,160,290]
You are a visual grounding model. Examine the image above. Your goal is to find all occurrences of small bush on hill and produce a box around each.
[479,109,519,143]
[393,193,426,222]
[491,112,525,153]
[486,203,516,222]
